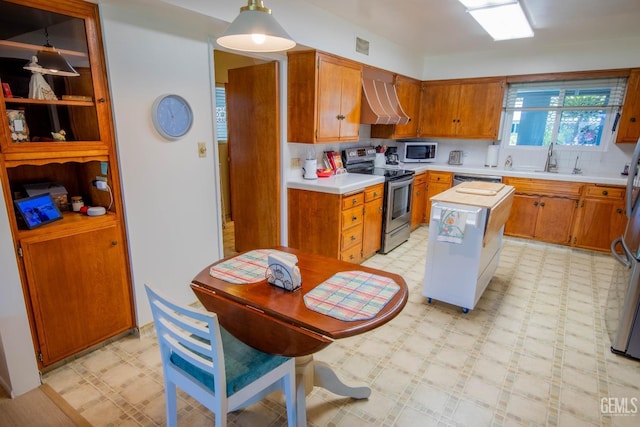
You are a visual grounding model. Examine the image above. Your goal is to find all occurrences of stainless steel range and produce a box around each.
[343,147,415,254]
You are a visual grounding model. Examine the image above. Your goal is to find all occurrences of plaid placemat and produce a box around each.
[303,271,399,321]
[209,249,297,284]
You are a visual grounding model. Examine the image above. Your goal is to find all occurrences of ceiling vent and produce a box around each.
[355,37,369,55]
[360,67,410,125]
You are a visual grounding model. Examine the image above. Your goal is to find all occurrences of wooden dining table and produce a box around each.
[191,246,408,426]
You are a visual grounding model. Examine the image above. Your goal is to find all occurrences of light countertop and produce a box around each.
[287,173,385,195]
[287,162,628,195]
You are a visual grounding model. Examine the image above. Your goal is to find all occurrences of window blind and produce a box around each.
[215,86,228,141]
[505,77,628,110]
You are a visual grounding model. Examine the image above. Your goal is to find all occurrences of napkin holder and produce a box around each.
[266,253,301,292]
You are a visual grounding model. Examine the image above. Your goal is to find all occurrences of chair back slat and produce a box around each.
[145,285,226,388]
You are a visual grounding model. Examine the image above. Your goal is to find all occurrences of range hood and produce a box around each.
[361,68,411,125]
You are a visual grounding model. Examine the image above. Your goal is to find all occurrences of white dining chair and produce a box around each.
[144,284,296,427]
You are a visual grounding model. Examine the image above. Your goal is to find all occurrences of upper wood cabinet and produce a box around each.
[370,75,421,139]
[617,68,640,143]
[418,77,506,139]
[288,50,362,143]
[0,0,134,368]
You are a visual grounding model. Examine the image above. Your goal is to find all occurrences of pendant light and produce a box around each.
[217,0,296,53]
[23,28,79,77]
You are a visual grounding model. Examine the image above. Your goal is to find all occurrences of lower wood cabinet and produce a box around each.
[572,185,627,251]
[411,172,427,229]
[362,183,384,258]
[426,171,453,221]
[20,221,134,366]
[288,183,384,263]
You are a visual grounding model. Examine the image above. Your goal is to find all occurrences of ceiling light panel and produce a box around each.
[467,2,534,41]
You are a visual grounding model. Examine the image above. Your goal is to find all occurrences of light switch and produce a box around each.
[198,142,207,158]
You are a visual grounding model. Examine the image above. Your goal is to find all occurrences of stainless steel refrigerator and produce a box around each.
[608,137,640,360]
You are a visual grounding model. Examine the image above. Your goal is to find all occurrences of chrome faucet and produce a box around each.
[544,142,558,172]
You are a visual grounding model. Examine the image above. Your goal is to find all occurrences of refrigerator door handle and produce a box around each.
[625,137,640,215]
[612,237,633,269]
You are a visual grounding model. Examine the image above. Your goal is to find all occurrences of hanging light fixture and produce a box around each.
[217,0,296,53]
[23,28,79,77]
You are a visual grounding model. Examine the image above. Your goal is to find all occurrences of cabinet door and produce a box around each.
[21,224,134,366]
[573,198,626,251]
[617,69,640,143]
[534,197,576,244]
[418,83,459,137]
[394,77,421,138]
[504,194,539,238]
[411,173,427,229]
[363,197,383,258]
[456,79,505,139]
[316,55,361,142]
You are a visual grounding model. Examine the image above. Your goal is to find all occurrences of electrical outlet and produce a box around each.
[291,157,301,168]
[198,142,207,158]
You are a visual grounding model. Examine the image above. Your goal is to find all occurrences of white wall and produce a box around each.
[99,1,223,325]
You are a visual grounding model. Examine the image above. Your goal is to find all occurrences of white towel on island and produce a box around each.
[437,208,468,244]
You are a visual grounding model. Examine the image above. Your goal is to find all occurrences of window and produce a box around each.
[215,85,228,141]
[503,77,627,148]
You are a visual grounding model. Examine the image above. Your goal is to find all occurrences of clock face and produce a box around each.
[151,94,193,140]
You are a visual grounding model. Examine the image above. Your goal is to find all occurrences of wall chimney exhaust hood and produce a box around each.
[361,67,410,125]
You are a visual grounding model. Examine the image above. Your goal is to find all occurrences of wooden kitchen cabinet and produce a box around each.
[418,77,506,139]
[362,183,384,258]
[0,0,134,368]
[426,171,453,221]
[503,177,581,245]
[617,68,640,143]
[287,50,363,143]
[411,172,427,229]
[370,75,421,139]
[572,184,627,251]
[20,222,133,365]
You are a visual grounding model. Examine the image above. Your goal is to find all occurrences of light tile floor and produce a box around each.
[43,226,640,426]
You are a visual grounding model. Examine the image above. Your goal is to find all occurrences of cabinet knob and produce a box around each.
[373,192,378,197]
[350,235,356,241]
[349,254,355,260]
[534,201,539,206]
[111,241,118,246]
[352,215,357,221]
[352,198,358,204]
[631,117,637,123]
[602,190,609,196]
[378,206,383,212]
[617,208,624,214]
[416,191,420,195]
[540,202,545,207]
[98,98,106,103]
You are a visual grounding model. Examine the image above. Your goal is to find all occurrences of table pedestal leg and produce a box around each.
[294,355,371,426]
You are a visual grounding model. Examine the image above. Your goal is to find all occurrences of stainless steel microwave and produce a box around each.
[398,141,437,163]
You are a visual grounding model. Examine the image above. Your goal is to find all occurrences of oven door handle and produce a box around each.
[387,175,414,189]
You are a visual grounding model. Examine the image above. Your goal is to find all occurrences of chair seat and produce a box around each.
[170,327,290,397]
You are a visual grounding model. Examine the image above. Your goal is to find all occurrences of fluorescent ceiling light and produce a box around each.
[461,1,534,41]
[217,0,296,53]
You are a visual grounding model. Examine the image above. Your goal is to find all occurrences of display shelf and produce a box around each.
[5,98,94,107]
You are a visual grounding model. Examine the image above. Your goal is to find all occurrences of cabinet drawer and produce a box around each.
[414,172,427,186]
[342,192,364,210]
[342,206,363,230]
[341,224,363,250]
[427,171,452,184]
[504,177,582,198]
[365,184,384,202]
[582,185,625,199]
[341,244,363,263]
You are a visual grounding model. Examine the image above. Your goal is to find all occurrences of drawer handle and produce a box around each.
[352,215,357,221]
[602,190,608,196]
[352,198,358,204]
[373,192,378,197]
[349,254,355,260]
[350,235,356,241]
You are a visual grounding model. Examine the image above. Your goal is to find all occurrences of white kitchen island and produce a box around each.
[422,181,515,313]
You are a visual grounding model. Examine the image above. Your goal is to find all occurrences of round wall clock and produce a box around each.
[151,94,193,140]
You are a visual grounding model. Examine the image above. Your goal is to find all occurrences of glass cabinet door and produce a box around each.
[0,0,104,152]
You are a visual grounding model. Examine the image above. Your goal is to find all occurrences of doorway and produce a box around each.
[213,50,281,257]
